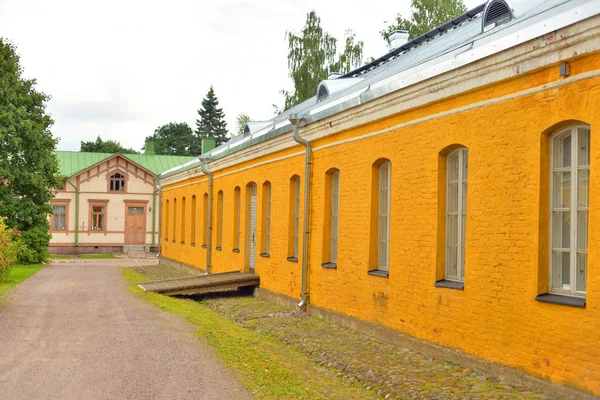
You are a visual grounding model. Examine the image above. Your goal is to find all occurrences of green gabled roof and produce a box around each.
[55,151,196,177]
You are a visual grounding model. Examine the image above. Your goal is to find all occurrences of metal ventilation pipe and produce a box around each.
[289,113,310,312]
[388,30,410,50]
[200,158,213,275]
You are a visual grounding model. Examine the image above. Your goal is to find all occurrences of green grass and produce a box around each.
[123,268,373,399]
[49,254,73,259]
[80,253,115,259]
[0,264,45,300]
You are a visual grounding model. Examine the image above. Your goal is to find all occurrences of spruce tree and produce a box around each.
[194,86,228,151]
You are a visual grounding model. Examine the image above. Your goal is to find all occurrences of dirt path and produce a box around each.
[0,262,251,400]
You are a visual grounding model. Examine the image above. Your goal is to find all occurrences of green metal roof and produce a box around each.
[55,151,196,177]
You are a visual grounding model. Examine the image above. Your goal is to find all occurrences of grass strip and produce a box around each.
[80,253,115,259]
[48,255,73,259]
[123,268,373,400]
[0,264,45,300]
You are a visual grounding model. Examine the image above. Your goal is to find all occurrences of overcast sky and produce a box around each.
[0,0,482,152]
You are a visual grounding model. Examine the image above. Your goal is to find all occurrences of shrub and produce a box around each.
[0,216,17,282]
[16,226,50,264]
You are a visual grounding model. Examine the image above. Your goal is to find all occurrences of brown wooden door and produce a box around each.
[125,205,146,244]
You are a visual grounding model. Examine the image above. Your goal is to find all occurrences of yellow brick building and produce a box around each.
[158,0,600,395]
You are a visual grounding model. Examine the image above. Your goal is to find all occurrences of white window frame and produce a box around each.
[378,162,391,271]
[550,125,589,298]
[330,171,340,264]
[235,188,241,249]
[217,191,224,248]
[294,177,300,258]
[265,183,271,254]
[445,148,468,282]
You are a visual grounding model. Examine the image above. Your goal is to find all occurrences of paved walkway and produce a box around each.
[0,262,251,400]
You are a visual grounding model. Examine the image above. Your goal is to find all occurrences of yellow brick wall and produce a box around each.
[161,53,600,394]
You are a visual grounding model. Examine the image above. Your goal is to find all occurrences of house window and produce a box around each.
[446,148,468,282]
[191,195,197,245]
[89,201,108,232]
[109,173,126,192]
[217,190,224,250]
[173,198,177,243]
[181,197,186,244]
[203,193,208,247]
[261,182,271,255]
[165,200,169,241]
[51,203,68,231]
[289,176,301,259]
[551,125,590,297]
[377,162,391,272]
[233,187,241,250]
[323,169,340,266]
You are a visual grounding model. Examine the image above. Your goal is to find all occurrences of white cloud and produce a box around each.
[0,0,483,151]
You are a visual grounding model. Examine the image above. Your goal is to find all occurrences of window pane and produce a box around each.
[462,182,467,211]
[552,172,571,208]
[128,207,144,214]
[53,205,66,213]
[555,134,572,168]
[462,150,468,180]
[446,246,457,277]
[552,211,570,249]
[60,214,66,229]
[448,153,459,181]
[577,252,587,293]
[578,169,589,208]
[447,183,458,212]
[447,215,458,246]
[93,206,104,213]
[578,128,590,167]
[53,214,59,229]
[577,211,588,250]
[551,251,571,290]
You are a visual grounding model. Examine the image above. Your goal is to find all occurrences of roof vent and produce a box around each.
[483,0,512,31]
[317,84,329,102]
[388,30,409,50]
[328,72,343,80]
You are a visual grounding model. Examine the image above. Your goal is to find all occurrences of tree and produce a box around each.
[381,0,467,42]
[281,11,364,111]
[234,113,251,137]
[0,38,60,263]
[194,86,229,150]
[80,136,138,154]
[145,122,194,156]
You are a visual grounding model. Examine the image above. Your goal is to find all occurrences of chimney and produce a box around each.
[201,138,216,154]
[145,140,156,155]
[388,30,409,50]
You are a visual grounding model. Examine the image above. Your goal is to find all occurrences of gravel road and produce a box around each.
[0,262,251,400]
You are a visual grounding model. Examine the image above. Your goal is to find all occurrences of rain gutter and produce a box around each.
[66,178,79,246]
[200,158,213,274]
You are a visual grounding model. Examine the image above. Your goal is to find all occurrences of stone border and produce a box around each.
[256,288,594,400]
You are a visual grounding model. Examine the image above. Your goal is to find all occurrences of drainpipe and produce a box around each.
[66,178,79,247]
[152,176,161,253]
[200,158,213,275]
[289,113,310,312]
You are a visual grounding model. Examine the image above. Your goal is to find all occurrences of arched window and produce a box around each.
[202,193,208,247]
[550,125,590,297]
[233,187,241,250]
[165,200,169,241]
[172,198,177,243]
[109,172,126,192]
[323,169,340,267]
[261,182,272,255]
[216,190,224,250]
[191,195,197,245]
[377,162,391,272]
[288,175,301,260]
[181,197,186,244]
[446,148,468,282]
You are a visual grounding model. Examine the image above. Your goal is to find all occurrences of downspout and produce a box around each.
[200,158,213,274]
[66,178,79,247]
[289,113,310,311]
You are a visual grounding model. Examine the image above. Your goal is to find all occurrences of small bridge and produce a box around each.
[138,271,259,296]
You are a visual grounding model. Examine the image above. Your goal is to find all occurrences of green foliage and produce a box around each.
[80,253,115,259]
[282,11,364,111]
[0,264,44,299]
[15,226,50,264]
[0,217,17,283]
[144,122,194,156]
[234,113,251,137]
[194,86,229,151]
[381,0,467,41]
[0,38,60,263]
[80,136,138,154]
